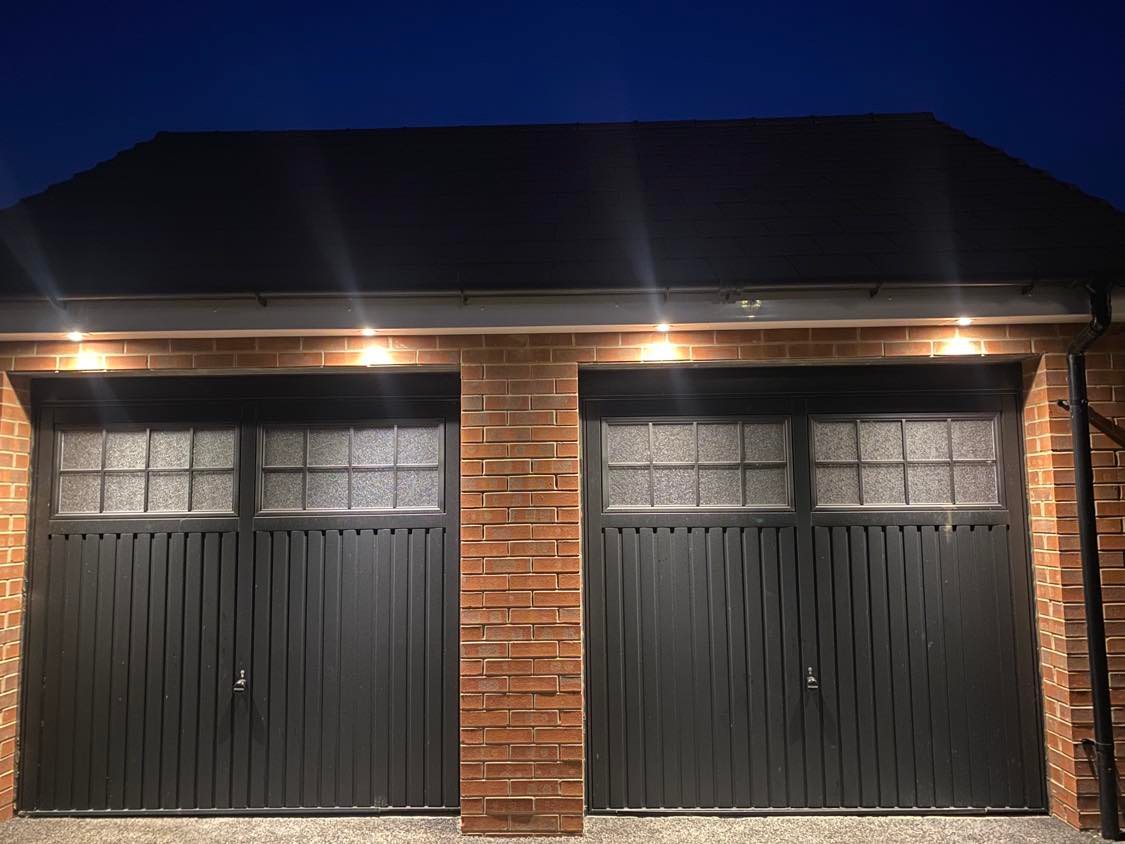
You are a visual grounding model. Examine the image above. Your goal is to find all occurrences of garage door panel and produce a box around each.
[27,529,239,812]
[583,371,1046,814]
[591,524,815,810]
[811,521,1040,810]
[23,378,460,815]
[237,525,454,810]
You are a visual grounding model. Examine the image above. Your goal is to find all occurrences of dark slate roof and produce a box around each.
[2,113,1123,299]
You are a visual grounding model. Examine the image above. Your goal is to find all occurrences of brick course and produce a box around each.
[0,322,1122,833]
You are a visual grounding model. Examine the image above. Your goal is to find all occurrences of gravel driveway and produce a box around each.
[0,814,1098,843]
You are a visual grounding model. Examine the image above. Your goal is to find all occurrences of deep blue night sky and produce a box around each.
[2,1,1123,210]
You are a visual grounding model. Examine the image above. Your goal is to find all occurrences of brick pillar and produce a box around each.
[458,334,584,835]
[1023,327,1125,830]
[0,373,30,818]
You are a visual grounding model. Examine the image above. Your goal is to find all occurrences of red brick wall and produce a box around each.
[1022,328,1125,829]
[0,373,30,818]
[0,323,1121,833]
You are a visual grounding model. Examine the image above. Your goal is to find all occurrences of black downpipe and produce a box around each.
[1067,281,1118,839]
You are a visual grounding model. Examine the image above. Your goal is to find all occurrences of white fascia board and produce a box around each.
[0,283,1114,341]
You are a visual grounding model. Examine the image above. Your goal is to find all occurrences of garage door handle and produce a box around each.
[806,667,819,691]
[233,669,248,695]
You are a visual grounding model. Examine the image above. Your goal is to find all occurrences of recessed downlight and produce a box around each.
[361,327,378,337]
[655,323,671,333]
[956,317,973,327]
[66,330,85,342]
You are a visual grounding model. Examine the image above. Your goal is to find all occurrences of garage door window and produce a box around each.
[812,416,1000,507]
[55,426,236,515]
[260,423,442,512]
[603,418,791,509]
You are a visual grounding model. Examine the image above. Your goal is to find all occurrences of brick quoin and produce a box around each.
[0,323,1122,833]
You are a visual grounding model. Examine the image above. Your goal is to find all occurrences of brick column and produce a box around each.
[1022,327,1125,829]
[458,334,584,835]
[0,373,31,818]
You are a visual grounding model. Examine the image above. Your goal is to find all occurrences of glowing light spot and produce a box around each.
[74,351,104,370]
[361,327,378,337]
[956,317,973,327]
[641,340,682,362]
[361,346,391,366]
[66,330,85,342]
[937,336,978,356]
[655,323,671,333]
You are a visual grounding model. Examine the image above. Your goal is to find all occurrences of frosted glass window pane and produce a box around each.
[745,467,789,506]
[607,467,650,507]
[862,464,906,505]
[395,468,440,508]
[907,464,952,504]
[353,427,395,466]
[58,473,101,513]
[652,425,695,463]
[953,464,998,504]
[859,421,903,461]
[193,428,235,469]
[104,431,147,469]
[352,470,394,509]
[699,467,740,506]
[653,467,696,506]
[606,425,649,464]
[816,466,860,505]
[262,471,303,510]
[904,421,949,460]
[148,472,189,512]
[814,422,857,461]
[149,430,190,469]
[306,471,349,510]
[263,429,304,467]
[61,431,103,470]
[191,471,233,512]
[952,419,996,461]
[308,429,349,467]
[398,425,440,465]
[743,423,786,462]
[103,473,145,513]
[698,424,739,463]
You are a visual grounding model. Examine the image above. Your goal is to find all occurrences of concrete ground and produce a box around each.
[0,815,1098,843]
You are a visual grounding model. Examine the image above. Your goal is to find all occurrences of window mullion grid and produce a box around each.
[647,423,655,508]
[142,426,152,513]
[737,421,746,508]
[946,417,956,504]
[187,427,197,514]
[692,421,701,507]
[346,426,354,512]
[301,427,310,511]
[392,425,400,510]
[853,420,865,506]
[97,429,108,514]
[900,419,911,505]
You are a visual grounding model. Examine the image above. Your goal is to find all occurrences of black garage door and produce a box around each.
[582,364,1045,814]
[20,374,459,814]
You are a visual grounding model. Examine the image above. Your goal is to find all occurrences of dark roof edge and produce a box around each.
[149,111,940,139]
[930,114,1124,214]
